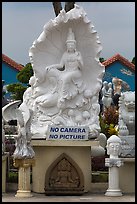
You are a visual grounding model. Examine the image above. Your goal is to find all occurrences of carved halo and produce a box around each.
[29,4,105,96]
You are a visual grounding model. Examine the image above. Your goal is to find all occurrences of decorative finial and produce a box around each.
[66,28,76,43]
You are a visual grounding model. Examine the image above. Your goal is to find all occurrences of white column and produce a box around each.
[105,166,122,196]
[105,158,123,196]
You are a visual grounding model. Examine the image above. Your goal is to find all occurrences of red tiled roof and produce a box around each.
[102,53,135,72]
[2,54,24,71]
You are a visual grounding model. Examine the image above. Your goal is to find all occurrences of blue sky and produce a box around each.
[2,2,135,65]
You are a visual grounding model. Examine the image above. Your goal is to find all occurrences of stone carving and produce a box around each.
[105,158,123,168]
[118,91,135,158]
[106,135,122,159]
[105,135,123,196]
[46,27,84,105]
[118,91,135,135]
[51,158,79,188]
[45,153,84,195]
[119,136,135,158]
[102,81,113,110]
[2,100,35,159]
[22,4,105,139]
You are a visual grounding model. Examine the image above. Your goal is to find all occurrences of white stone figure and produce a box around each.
[46,27,84,106]
[118,116,129,136]
[118,91,135,158]
[22,76,38,110]
[102,81,108,95]
[2,100,35,159]
[118,91,135,135]
[106,135,122,159]
[107,82,113,104]
[22,4,105,139]
[102,81,113,109]
[105,135,123,196]
[102,81,108,110]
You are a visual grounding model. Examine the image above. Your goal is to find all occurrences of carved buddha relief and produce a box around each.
[45,153,84,195]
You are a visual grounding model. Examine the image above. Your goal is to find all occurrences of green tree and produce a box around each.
[132,57,135,65]
[99,58,105,63]
[17,63,33,84]
[6,83,27,101]
[6,63,33,101]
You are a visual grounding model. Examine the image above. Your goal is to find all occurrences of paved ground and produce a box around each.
[2,192,135,202]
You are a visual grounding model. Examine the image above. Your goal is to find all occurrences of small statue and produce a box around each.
[106,135,122,159]
[46,27,84,106]
[2,100,35,159]
[118,91,135,135]
[102,81,113,109]
[105,135,123,196]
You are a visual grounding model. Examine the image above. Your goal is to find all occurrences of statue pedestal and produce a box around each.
[105,158,123,197]
[2,154,8,193]
[13,158,35,198]
[31,140,99,194]
[119,158,135,193]
[105,167,122,196]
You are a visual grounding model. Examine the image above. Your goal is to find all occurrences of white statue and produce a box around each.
[102,81,113,109]
[105,135,123,196]
[118,91,135,135]
[106,135,122,159]
[21,4,105,139]
[2,100,35,159]
[46,27,84,106]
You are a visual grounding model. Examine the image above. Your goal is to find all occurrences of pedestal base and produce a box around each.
[13,158,35,198]
[15,190,33,198]
[105,189,122,197]
[31,140,99,193]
